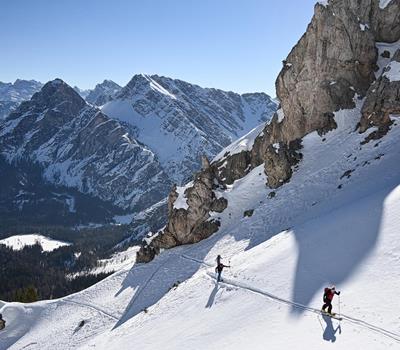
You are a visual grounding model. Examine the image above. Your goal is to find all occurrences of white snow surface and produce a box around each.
[379,0,393,9]
[0,234,71,252]
[173,183,192,210]
[383,61,400,82]
[317,0,329,7]
[213,123,265,162]
[71,246,140,277]
[1,101,400,349]
[375,39,400,78]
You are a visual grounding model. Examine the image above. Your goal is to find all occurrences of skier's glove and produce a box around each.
[337,291,341,295]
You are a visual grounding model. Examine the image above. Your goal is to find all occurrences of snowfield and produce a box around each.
[0,234,71,252]
[1,101,400,349]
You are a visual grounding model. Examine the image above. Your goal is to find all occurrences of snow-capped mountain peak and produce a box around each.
[103,74,277,183]
[85,79,122,106]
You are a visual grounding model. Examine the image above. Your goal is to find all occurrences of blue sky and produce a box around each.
[0,0,316,96]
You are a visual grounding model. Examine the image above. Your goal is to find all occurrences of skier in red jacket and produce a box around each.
[322,285,341,315]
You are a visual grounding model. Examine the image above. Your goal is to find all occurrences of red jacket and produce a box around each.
[324,288,336,301]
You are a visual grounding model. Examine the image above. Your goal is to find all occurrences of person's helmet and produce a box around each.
[331,285,336,290]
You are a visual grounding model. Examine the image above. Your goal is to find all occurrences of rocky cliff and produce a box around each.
[137,0,400,262]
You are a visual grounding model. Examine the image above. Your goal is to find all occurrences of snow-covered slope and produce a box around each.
[0,80,43,119]
[2,97,400,349]
[102,74,277,183]
[0,234,71,252]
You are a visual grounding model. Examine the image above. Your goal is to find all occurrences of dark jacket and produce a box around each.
[215,263,229,273]
[323,288,340,302]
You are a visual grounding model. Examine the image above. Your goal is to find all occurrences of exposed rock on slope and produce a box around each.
[137,156,227,262]
[137,0,400,262]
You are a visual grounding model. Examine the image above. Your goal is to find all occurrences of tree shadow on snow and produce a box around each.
[290,184,396,315]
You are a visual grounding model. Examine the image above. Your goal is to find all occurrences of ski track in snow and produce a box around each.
[61,300,119,321]
[203,269,400,343]
[2,97,400,349]
[179,253,400,342]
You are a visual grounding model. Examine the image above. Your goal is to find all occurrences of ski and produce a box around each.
[320,311,343,321]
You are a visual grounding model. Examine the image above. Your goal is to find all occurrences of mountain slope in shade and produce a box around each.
[0,79,171,212]
[102,74,277,183]
[0,79,43,119]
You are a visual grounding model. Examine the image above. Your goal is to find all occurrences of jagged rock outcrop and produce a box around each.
[360,48,400,140]
[136,0,400,263]
[221,0,400,188]
[136,156,227,263]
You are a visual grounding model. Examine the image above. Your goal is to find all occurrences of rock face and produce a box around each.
[0,79,43,119]
[360,48,400,140]
[85,80,121,106]
[137,0,400,263]
[136,156,227,262]
[102,74,277,184]
[223,0,400,188]
[0,79,172,212]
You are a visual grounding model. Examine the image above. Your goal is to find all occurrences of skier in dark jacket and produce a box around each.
[215,255,230,282]
[322,285,341,315]
[0,313,5,330]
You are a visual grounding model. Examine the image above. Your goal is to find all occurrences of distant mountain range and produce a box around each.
[0,80,43,119]
[0,76,277,227]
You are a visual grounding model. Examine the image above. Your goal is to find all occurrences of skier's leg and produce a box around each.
[217,271,221,282]
[327,302,333,314]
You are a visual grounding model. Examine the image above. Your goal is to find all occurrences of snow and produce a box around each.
[213,123,265,162]
[173,185,190,210]
[375,39,400,78]
[0,234,71,252]
[383,61,400,82]
[276,107,285,123]
[359,23,369,31]
[71,246,140,277]
[141,74,177,100]
[101,75,276,184]
[317,0,329,7]
[2,98,400,349]
[113,213,135,225]
[379,0,393,9]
